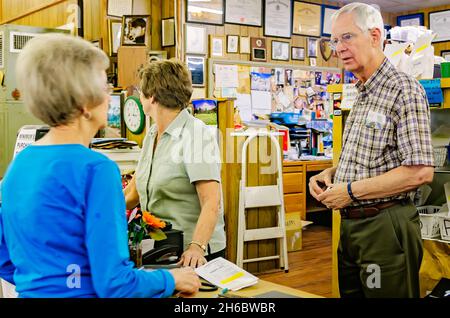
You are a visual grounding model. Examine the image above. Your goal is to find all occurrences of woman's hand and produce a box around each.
[169,267,201,297]
[178,244,207,268]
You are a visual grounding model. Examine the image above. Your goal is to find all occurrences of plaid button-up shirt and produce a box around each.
[334,58,434,206]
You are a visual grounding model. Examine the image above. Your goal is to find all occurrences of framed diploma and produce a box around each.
[225,0,263,27]
[186,0,224,25]
[429,10,450,43]
[321,4,339,37]
[396,13,424,27]
[292,1,321,37]
[185,24,207,54]
[264,0,292,38]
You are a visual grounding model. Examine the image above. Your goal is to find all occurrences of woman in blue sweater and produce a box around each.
[0,33,200,298]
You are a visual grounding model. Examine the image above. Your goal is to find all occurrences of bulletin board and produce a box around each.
[207,58,342,122]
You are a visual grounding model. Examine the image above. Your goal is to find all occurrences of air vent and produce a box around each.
[0,31,4,68]
[10,31,37,53]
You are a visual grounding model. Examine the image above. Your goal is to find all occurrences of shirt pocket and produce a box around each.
[354,118,395,168]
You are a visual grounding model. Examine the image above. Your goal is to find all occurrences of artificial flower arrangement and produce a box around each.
[126,207,168,267]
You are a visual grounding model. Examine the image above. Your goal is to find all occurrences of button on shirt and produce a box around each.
[135,109,226,253]
[334,58,434,206]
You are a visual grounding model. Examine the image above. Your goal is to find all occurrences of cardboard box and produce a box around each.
[285,212,303,252]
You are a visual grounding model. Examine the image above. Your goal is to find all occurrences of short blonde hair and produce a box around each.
[139,58,193,109]
[16,33,109,126]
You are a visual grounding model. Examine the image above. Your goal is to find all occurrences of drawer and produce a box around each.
[283,172,304,194]
[284,193,305,213]
[282,163,304,173]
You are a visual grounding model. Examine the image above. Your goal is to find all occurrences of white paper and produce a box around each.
[141,239,155,254]
[107,0,132,17]
[13,127,37,157]
[195,257,259,291]
[384,42,409,69]
[341,84,358,110]
[215,65,239,88]
[251,90,272,114]
[236,93,253,122]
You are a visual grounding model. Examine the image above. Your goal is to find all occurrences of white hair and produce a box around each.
[16,33,109,126]
[331,2,385,48]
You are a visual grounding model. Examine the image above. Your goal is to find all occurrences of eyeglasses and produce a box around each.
[329,32,357,51]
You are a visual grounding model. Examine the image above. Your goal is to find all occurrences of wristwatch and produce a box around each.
[189,241,206,253]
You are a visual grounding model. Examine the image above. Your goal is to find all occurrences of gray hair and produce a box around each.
[331,2,385,48]
[16,33,110,127]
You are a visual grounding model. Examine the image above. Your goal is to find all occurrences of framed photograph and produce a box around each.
[121,15,150,46]
[271,41,289,61]
[147,50,167,61]
[162,17,175,47]
[107,0,132,18]
[293,1,321,37]
[186,55,206,87]
[91,39,103,49]
[98,92,126,138]
[191,99,218,126]
[442,50,450,62]
[396,13,424,27]
[186,0,224,25]
[292,46,305,61]
[321,4,339,37]
[307,37,318,58]
[264,0,292,38]
[225,0,263,27]
[210,35,224,57]
[185,24,207,54]
[108,18,122,56]
[429,10,450,43]
[227,35,239,53]
[251,37,267,61]
[240,36,250,54]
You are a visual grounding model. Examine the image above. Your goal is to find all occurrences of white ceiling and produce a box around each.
[326,0,450,13]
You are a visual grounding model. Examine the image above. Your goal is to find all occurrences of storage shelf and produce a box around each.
[423,237,450,244]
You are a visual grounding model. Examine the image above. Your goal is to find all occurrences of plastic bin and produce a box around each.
[417,206,442,239]
[437,213,450,242]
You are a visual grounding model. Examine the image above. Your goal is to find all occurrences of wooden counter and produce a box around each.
[197,279,322,298]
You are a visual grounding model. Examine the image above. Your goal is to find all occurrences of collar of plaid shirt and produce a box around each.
[334,58,434,206]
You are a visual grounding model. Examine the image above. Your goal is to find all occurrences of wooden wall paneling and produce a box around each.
[151,0,161,50]
[162,0,175,58]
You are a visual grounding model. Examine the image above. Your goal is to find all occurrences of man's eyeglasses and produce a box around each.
[330,33,357,51]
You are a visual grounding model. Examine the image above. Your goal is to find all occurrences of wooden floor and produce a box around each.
[257,225,333,298]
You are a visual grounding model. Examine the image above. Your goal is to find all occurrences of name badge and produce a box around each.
[365,110,386,129]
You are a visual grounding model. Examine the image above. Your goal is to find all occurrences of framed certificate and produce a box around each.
[225,0,263,27]
[161,17,175,47]
[292,1,321,37]
[264,0,292,38]
[185,24,207,54]
[186,0,224,25]
[321,5,339,37]
[396,13,424,27]
[442,50,450,62]
[429,10,450,43]
[107,0,133,18]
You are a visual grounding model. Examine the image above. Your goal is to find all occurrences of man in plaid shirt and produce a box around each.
[309,3,434,298]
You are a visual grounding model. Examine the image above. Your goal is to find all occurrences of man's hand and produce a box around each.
[169,267,201,297]
[178,244,207,268]
[309,167,335,201]
[317,183,352,209]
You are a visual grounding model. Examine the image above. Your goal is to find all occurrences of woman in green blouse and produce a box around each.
[124,59,226,268]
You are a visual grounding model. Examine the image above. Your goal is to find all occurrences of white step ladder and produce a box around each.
[235,131,289,272]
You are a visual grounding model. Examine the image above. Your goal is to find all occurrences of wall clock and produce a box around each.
[123,96,145,134]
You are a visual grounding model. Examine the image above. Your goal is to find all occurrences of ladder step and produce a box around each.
[244,185,281,208]
[244,227,284,241]
[243,255,280,263]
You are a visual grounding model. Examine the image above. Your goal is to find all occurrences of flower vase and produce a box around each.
[129,241,143,268]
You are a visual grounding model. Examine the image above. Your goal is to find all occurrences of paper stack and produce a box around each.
[195,257,259,291]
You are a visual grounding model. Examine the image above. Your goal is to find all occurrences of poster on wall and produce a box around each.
[264,0,292,38]
[225,0,263,27]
